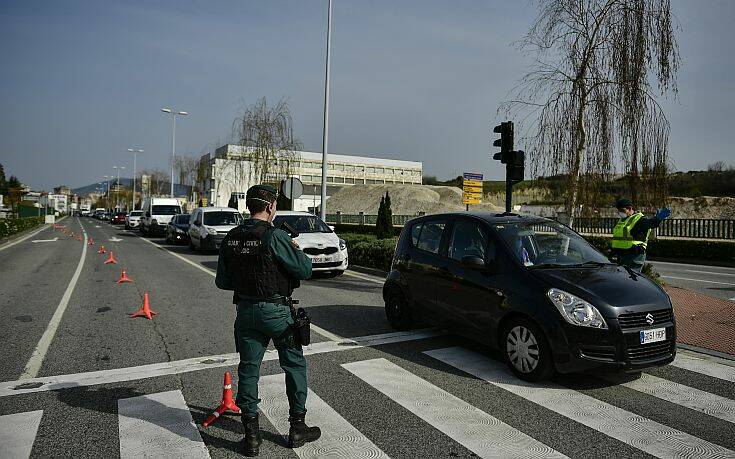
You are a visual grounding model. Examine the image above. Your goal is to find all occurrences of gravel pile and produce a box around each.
[326,184,503,215]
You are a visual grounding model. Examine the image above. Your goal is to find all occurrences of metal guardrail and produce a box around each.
[326,213,735,240]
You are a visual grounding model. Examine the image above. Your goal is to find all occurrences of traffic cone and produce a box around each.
[202,371,241,427]
[77,235,83,241]
[87,238,94,246]
[116,269,133,284]
[104,251,117,265]
[130,293,157,320]
[97,245,106,254]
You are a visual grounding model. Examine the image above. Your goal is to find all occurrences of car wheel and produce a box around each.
[503,318,554,382]
[385,287,413,330]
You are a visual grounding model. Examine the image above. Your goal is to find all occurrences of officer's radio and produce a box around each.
[287,298,311,346]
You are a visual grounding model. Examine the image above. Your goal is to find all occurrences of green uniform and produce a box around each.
[611,212,662,272]
[215,218,312,417]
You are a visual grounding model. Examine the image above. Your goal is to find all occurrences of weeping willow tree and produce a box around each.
[500,0,679,225]
[232,97,302,188]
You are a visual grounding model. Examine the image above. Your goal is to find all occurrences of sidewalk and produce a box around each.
[666,286,735,357]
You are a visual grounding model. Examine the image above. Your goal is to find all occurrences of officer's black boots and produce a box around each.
[287,413,321,448]
[241,414,262,457]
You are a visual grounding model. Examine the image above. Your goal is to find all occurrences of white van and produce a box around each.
[140,198,182,236]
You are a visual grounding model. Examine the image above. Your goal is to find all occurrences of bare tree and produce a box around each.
[139,168,170,197]
[232,97,302,187]
[500,0,679,225]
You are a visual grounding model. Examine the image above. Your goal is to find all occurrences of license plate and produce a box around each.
[640,327,666,344]
[312,257,329,263]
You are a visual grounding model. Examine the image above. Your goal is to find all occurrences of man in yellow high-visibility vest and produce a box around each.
[611,198,671,272]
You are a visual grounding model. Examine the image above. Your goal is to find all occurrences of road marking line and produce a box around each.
[343,270,384,284]
[343,358,566,459]
[0,224,51,252]
[651,260,735,272]
[0,410,43,459]
[118,390,209,459]
[132,230,348,341]
[603,372,735,424]
[425,347,734,459]
[672,353,735,383]
[0,329,442,397]
[680,269,735,278]
[662,275,735,286]
[31,237,58,243]
[259,374,390,459]
[20,219,88,379]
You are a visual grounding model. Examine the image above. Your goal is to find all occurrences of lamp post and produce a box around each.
[161,108,189,198]
[113,166,125,210]
[127,148,144,210]
[319,0,333,221]
[103,175,110,210]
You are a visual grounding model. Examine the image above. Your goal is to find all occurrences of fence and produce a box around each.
[326,212,735,240]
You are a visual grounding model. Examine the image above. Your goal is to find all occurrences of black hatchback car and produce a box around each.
[383,212,676,381]
[165,213,191,245]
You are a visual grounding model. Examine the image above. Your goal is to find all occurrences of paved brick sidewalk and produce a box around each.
[666,286,735,356]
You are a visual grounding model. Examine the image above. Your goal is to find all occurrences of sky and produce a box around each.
[1,0,733,191]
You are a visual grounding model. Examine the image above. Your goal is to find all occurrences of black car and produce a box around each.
[165,214,191,245]
[383,212,676,382]
[111,212,127,225]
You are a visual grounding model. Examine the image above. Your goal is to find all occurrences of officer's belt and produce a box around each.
[235,293,289,305]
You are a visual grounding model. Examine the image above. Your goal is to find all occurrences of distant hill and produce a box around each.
[72,178,191,197]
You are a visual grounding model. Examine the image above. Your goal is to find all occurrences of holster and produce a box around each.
[287,298,311,346]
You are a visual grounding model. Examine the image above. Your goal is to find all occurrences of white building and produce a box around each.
[199,145,423,211]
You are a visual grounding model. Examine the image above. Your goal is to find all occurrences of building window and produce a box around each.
[345,165,355,172]
[327,176,334,182]
[334,177,345,183]
[376,167,384,174]
[335,164,344,171]
[356,166,364,172]
[367,167,376,174]
[345,177,355,184]
[327,164,335,170]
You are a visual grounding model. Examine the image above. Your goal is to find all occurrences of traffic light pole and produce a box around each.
[505,168,512,213]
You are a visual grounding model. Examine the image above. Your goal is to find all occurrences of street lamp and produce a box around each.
[127,148,144,210]
[319,0,333,221]
[103,175,110,209]
[161,108,189,198]
[113,166,125,210]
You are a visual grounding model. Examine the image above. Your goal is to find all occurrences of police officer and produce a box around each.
[215,184,320,457]
[611,198,671,272]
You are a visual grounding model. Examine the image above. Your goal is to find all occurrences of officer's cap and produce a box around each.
[615,198,633,209]
[246,184,278,201]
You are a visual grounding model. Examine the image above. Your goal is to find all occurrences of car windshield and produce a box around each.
[204,211,242,226]
[492,220,610,267]
[130,211,142,216]
[152,205,180,215]
[175,214,190,224]
[274,215,332,233]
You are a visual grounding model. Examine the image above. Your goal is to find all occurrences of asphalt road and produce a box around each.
[650,260,735,301]
[1,218,734,458]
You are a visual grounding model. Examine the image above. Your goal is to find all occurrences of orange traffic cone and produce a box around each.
[97,245,106,254]
[87,238,94,246]
[130,293,157,320]
[76,235,83,241]
[202,371,241,427]
[116,269,133,284]
[104,251,117,264]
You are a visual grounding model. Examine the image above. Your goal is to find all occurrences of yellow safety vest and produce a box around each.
[611,212,651,250]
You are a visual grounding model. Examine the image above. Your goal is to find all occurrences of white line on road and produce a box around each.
[0,328,443,398]
[31,237,58,243]
[0,410,43,459]
[343,358,567,459]
[662,275,735,286]
[672,353,735,383]
[20,219,88,380]
[679,269,735,277]
[0,224,51,252]
[118,390,209,459]
[259,373,390,459]
[651,260,735,272]
[425,347,734,459]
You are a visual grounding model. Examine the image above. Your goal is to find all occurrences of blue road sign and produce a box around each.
[463,172,484,181]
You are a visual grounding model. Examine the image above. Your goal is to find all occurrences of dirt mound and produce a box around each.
[668,196,735,219]
[326,184,503,215]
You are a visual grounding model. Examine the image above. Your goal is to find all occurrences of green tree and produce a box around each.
[375,191,394,239]
[227,194,238,210]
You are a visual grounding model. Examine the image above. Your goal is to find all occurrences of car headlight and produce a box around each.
[339,238,346,251]
[547,288,608,329]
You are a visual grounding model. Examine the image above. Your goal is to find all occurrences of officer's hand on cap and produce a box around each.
[655,208,672,220]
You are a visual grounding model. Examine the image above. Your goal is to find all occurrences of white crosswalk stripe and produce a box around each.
[258,373,389,459]
[604,372,735,424]
[672,353,735,383]
[0,410,43,459]
[118,390,210,459]
[343,358,567,459]
[425,347,735,459]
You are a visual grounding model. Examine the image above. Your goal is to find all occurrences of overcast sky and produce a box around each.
[1,0,733,190]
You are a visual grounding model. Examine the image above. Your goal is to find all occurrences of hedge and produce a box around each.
[0,217,44,239]
[339,231,735,272]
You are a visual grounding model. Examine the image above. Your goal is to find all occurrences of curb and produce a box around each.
[348,265,388,278]
[677,343,735,363]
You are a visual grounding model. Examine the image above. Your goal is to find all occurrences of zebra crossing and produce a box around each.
[1,347,734,458]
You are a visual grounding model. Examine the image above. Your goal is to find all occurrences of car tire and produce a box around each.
[385,287,413,331]
[502,318,554,382]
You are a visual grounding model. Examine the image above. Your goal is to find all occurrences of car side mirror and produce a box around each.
[328,225,335,231]
[461,256,486,269]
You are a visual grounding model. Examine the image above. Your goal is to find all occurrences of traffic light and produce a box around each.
[492,121,514,163]
[508,150,525,183]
